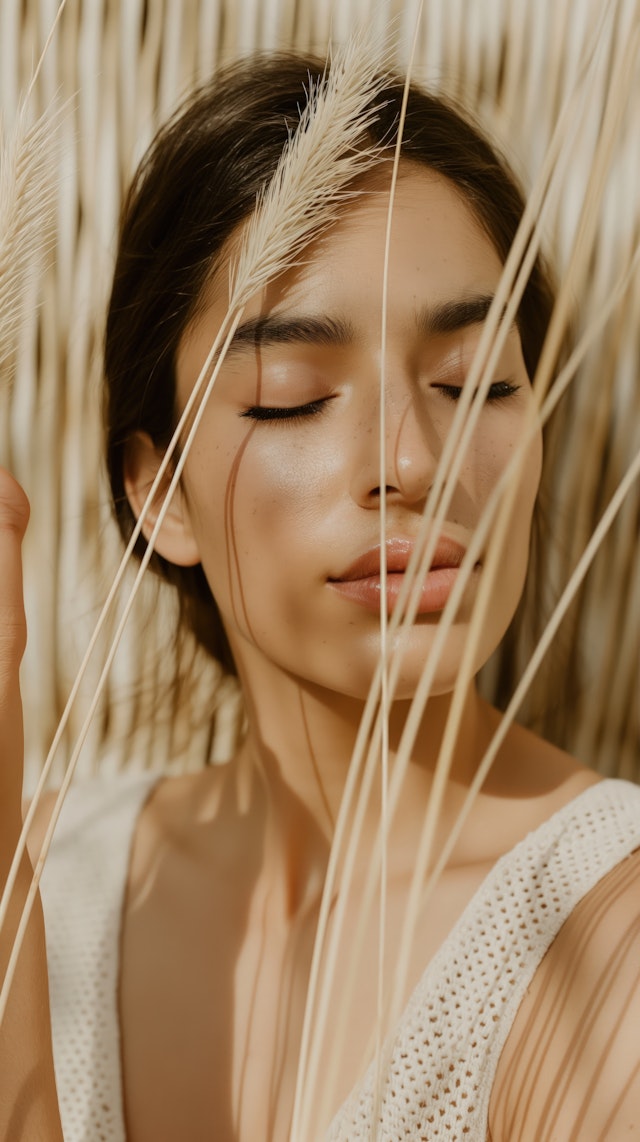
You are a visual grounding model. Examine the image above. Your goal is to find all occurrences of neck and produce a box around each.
[232,647,495,877]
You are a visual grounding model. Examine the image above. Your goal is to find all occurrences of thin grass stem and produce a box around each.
[0,309,245,1026]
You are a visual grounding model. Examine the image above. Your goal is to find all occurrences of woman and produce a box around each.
[1,53,639,1141]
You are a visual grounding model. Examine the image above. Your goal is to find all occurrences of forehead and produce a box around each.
[240,166,499,316]
[180,167,506,375]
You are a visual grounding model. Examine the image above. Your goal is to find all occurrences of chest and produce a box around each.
[118,855,494,1141]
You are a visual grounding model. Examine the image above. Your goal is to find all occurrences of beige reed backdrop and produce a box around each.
[1,0,638,791]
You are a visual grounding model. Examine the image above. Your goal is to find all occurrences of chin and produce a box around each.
[318,625,487,705]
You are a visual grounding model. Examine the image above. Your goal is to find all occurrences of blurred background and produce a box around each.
[1,0,638,789]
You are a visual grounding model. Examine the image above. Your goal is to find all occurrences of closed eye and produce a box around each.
[240,398,332,423]
[433,380,521,403]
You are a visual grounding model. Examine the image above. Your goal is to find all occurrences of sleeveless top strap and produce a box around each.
[40,772,158,1142]
[327,779,640,1140]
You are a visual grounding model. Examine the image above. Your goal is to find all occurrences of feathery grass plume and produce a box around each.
[294,40,588,1130]
[0,100,59,382]
[299,7,640,1124]
[384,10,640,1037]
[0,27,394,1026]
[296,9,604,1077]
[231,33,390,306]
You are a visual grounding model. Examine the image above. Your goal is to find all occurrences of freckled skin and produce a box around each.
[116,166,612,1142]
[174,168,542,701]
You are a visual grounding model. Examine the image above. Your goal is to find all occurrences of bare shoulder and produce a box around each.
[125,758,256,902]
[22,760,246,896]
[490,845,640,1140]
[23,789,59,866]
[24,771,162,870]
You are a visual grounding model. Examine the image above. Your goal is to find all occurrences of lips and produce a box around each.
[328,537,475,615]
[334,537,466,581]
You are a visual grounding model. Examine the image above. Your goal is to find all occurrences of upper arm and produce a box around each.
[490,848,640,1141]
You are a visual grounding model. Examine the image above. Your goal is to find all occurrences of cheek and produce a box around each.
[464,420,543,671]
[465,413,542,515]
[479,419,543,611]
[230,434,345,540]
[182,427,349,626]
[460,414,543,635]
[502,418,544,525]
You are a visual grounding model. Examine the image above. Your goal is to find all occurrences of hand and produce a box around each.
[0,467,63,1138]
[0,465,28,855]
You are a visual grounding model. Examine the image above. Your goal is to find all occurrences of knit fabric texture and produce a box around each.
[40,777,640,1141]
[41,772,158,1142]
[327,780,640,1139]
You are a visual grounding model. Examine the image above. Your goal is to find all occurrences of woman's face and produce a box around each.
[172,166,542,700]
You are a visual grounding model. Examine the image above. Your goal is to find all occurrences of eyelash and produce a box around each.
[434,380,521,403]
[240,398,330,423]
[240,380,520,424]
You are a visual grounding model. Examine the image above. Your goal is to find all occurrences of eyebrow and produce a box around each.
[223,313,355,357]
[222,293,512,360]
[417,293,512,337]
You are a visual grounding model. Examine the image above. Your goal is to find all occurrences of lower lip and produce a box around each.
[328,568,476,615]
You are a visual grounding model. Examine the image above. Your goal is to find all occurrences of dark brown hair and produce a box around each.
[104,53,556,674]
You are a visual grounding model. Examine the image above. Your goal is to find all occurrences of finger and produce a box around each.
[0,468,29,820]
[0,467,29,669]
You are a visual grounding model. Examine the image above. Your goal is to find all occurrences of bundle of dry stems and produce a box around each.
[0,0,639,1130]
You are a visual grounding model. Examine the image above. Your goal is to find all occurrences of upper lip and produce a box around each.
[330,537,468,582]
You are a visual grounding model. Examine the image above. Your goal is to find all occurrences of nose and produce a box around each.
[351,379,441,509]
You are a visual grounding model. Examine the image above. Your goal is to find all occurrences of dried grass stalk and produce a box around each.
[0,101,59,382]
[6,0,637,800]
[0,26,394,1027]
[0,0,635,1128]
[296,6,640,1124]
[232,34,389,305]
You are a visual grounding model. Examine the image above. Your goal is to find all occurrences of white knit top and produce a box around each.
[39,776,640,1141]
